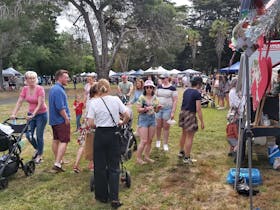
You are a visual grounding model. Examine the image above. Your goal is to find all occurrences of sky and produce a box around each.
[56,0,192,33]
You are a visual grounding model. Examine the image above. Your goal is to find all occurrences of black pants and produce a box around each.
[94,127,121,201]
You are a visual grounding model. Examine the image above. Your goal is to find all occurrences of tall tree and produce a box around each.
[0,0,59,89]
[209,19,230,69]
[186,29,201,68]
[0,1,23,89]
[67,0,135,78]
[65,0,182,77]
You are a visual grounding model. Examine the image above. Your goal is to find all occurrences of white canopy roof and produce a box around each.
[169,69,181,75]
[2,67,22,76]
[144,66,168,75]
[182,69,201,74]
[109,70,116,77]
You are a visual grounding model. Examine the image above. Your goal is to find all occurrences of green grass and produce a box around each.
[0,86,279,210]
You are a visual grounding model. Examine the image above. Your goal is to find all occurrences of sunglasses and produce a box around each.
[145,86,154,89]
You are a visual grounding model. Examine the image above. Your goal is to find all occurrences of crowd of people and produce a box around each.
[11,69,251,208]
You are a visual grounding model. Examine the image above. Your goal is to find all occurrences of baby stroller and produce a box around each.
[201,92,215,108]
[0,118,35,190]
[90,119,137,191]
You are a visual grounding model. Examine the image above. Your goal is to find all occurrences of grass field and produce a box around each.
[0,85,279,210]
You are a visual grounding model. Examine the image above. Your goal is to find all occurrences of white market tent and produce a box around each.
[80,72,97,77]
[2,67,22,77]
[144,66,168,75]
[182,69,201,74]
[128,70,136,75]
[109,70,116,77]
[169,69,181,75]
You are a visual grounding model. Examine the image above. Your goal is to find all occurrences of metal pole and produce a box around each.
[245,54,253,210]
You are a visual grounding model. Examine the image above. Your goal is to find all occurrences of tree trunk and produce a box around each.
[218,54,221,70]
[0,57,3,90]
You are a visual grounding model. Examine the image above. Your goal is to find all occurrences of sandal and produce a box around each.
[144,157,155,163]
[73,166,81,173]
[136,159,147,165]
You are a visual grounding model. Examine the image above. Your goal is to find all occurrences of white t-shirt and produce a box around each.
[87,95,127,127]
[229,87,241,108]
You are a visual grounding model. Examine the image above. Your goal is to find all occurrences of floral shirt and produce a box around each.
[137,95,159,115]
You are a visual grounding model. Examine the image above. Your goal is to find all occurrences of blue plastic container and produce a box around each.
[268,145,280,165]
[226,168,262,186]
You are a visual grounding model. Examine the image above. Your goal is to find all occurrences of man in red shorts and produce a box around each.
[48,69,71,172]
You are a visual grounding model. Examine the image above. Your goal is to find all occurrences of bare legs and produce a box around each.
[137,126,156,164]
[52,140,68,167]
[156,118,170,150]
[179,129,195,157]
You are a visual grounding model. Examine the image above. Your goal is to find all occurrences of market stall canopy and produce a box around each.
[144,66,168,75]
[169,69,181,75]
[182,69,201,74]
[219,62,240,74]
[80,72,97,77]
[130,69,144,76]
[2,67,22,76]
[128,70,136,75]
[109,70,116,77]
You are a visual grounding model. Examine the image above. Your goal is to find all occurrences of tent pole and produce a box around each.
[245,54,253,210]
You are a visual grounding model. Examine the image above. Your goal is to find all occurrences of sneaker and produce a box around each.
[156,141,161,148]
[35,157,42,164]
[52,165,65,173]
[163,144,169,151]
[182,157,193,164]
[217,106,225,110]
[177,150,185,158]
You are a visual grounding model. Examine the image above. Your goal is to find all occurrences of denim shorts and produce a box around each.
[156,107,172,120]
[138,114,156,127]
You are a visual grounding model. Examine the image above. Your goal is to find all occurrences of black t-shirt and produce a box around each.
[181,88,201,112]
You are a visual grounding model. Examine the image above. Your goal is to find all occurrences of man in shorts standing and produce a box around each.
[49,69,70,172]
[117,74,133,102]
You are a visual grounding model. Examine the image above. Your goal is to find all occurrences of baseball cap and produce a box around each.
[159,72,169,79]
[121,74,128,79]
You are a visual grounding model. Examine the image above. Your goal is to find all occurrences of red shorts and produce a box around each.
[52,123,71,143]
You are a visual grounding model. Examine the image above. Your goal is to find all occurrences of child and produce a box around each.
[178,76,204,164]
[226,116,238,156]
[73,95,84,131]
[73,84,98,173]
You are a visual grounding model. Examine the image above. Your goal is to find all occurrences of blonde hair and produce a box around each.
[24,71,38,84]
[97,79,110,94]
[135,78,144,90]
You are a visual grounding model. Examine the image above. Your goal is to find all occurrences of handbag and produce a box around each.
[100,97,126,154]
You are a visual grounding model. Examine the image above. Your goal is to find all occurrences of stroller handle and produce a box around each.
[3,117,30,134]
[4,117,27,123]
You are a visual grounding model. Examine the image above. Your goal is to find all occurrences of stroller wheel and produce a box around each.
[210,101,215,108]
[124,171,131,188]
[90,175,95,192]
[0,177,8,190]
[24,161,35,176]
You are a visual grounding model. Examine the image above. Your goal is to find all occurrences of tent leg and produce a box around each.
[244,54,253,210]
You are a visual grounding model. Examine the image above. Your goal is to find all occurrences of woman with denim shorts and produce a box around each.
[155,73,178,151]
[11,71,48,164]
[136,80,161,164]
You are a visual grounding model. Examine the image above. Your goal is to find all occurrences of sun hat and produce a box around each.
[159,72,169,79]
[144,80,155,87]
